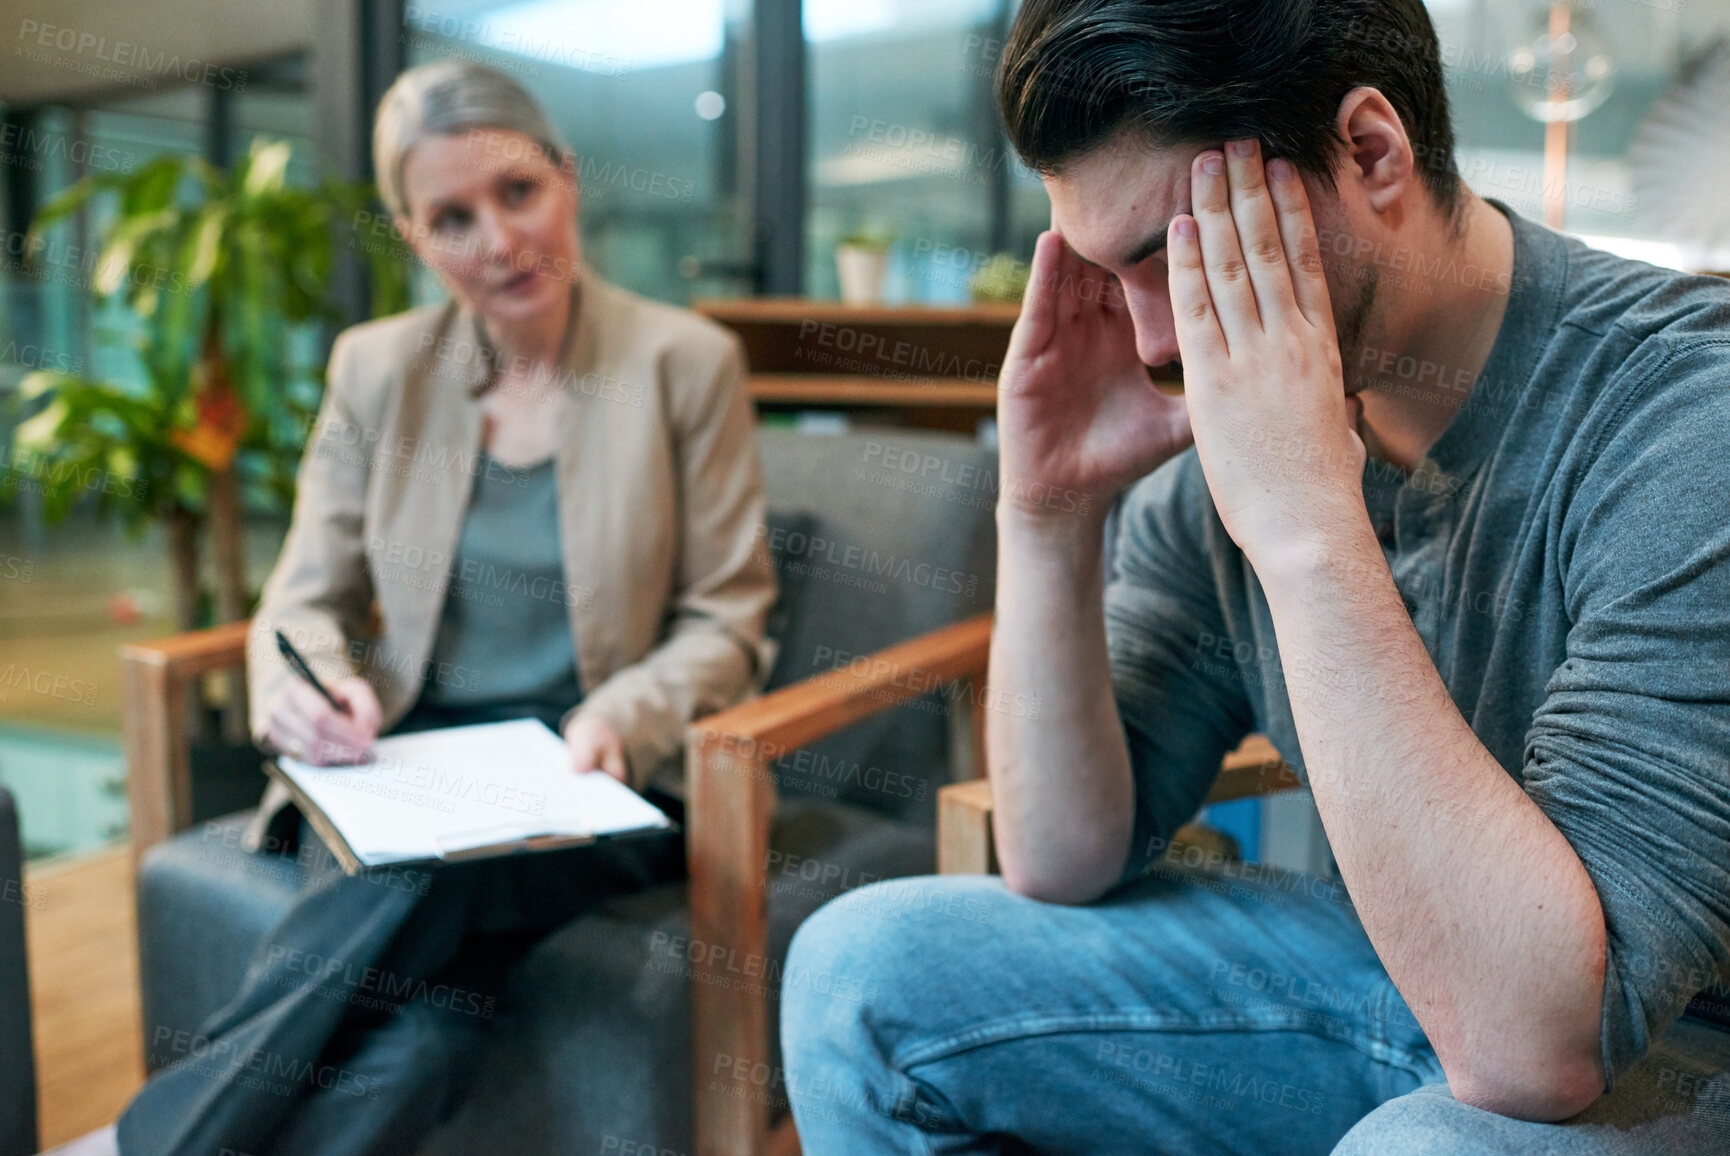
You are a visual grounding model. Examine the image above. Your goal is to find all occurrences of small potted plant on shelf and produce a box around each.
[836,228,895,305]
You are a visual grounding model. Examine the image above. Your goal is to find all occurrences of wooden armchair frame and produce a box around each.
[120,613,998,1156]
[120,620,253,861]
[686,612,992,1156]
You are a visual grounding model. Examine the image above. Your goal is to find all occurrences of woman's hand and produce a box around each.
[997,230,1194,527]
[563,714,628,783]
[265,676,381,765]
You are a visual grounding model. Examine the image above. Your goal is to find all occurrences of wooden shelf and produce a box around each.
[697,298,1022,327]
[697,298,1019,428]
[748,373,998,408]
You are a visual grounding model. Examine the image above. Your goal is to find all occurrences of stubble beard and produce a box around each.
[1333,275,1376,396]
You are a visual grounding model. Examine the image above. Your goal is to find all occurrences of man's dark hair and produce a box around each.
[998,0,1462,219]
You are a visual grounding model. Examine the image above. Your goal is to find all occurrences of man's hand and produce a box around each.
[1167,140,1368,572]
[998,229,1193,526]
[265,676,381,765]
[563,713,628,783]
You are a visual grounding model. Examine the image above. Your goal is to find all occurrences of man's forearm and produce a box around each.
[987,507,1135,903]
[1260,522,1607,1120]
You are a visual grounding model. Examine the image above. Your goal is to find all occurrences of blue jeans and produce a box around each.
[780,864,1730,1154]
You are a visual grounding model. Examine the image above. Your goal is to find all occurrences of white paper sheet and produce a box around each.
[274,718,671,867]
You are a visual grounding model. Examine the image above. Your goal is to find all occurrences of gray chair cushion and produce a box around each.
[426,795,934,1153]
[135,813,310,1068]
[0,788,36,1156]
[757,429,996,821]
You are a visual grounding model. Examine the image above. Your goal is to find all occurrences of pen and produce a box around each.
[275,629,351,716]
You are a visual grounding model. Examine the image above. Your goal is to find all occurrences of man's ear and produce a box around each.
[1334,86,1412,217]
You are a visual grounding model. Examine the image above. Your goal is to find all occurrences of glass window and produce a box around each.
[404,0,748,305]
[806,0,1046,303]
[1431,0,1723,260]
[0,63,314,861]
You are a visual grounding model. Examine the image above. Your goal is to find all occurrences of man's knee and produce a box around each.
[789,876,999,977]
[782,877,1002,1049]
[782,881,916,1017]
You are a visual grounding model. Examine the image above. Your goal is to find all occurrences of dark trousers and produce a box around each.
[117,707,683,1156]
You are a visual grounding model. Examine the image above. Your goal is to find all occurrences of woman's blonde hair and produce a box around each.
[372,59,572,218]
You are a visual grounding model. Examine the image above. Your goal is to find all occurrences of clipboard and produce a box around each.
[261,719,675,874]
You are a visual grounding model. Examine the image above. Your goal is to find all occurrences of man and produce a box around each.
[779,1,1730,1152]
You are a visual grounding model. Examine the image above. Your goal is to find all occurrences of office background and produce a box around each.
[3,0,1724,866]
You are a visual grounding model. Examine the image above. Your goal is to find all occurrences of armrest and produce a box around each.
[685,612,991,1156]
[120,620,252,861]
[1211,734,1302,801]
[691,612,993,754]
[936,733,1302,876]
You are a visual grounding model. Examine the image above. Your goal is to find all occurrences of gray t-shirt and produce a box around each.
[1106,203,1730,1090]
[419,453,583,720]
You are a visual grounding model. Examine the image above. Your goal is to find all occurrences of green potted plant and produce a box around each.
[836,228,895,305]
[7,137,409,638]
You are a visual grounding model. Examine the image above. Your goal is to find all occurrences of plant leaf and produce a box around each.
[183,204,229,288]
[242,139,293,198]
[94,208,179,296]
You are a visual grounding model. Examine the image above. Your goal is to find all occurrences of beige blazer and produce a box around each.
[244,264,776,843]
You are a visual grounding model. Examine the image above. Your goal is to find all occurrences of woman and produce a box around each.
[117,59,775,1155]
